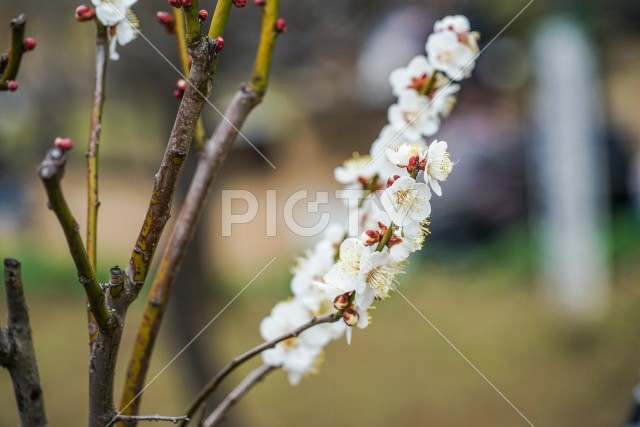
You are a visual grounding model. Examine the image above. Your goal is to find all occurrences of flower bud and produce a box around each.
[233,0,247,7]
[362,229,380,246]
[168,0,182,8]
[214,36,224,53]
[274,18,287,34]
[198,9,208,21]
[333,293,350,311]
[156,11,176,33]
[54,137,74,150]
[75,5,96,22]
[181,0,192,7]
[173,89,184,99]
[23,38,37,52]
[6,80,19,92]
[176,79,188,91]
[342,308,359,327]
[387,174,400,187]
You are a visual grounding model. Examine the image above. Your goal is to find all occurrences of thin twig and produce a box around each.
[115,414,189,423]
[86,22,110,348]
[0,14,26,89]
[202,364,276,427]
[181,311,341,425]
[1,258,48,426]
[37,146,113,332]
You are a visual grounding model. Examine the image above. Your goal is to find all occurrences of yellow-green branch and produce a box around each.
[86,22,109,347]
[249,0,280,94]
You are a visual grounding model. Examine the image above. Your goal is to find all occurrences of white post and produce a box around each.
[531,16,609,316]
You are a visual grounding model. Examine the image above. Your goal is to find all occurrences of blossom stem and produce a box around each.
[376,224,395,252]
[248,0,280,94]
[180,311,342,426]
[183,0,202,45]
[422,70,439,97]
[0,14,26,90]
[201,364,277,427]
[207,0,233,39]
[37,148,113,333]
[86,22,109,347]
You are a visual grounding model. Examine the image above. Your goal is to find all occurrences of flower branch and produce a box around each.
[0,258,48,426]
[182,311,341,424]
[37,143,113,333]
[85,22,110,347]
[0,14,31,91]
[201,364,277,427]
[114,414,189,423]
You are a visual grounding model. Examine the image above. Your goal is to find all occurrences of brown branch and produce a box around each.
[1,258,48,426]
[115,414,189,423]
[181,311,341,425]
[125,35,217,290]
[86,22,110,348]
[37,145,113,333]
[0,14,26,90]
[201,364,276,427]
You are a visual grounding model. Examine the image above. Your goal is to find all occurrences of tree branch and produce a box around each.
[248,0,281,94]
[0,14,26,90]
[86,22,110,348]
[201,364,276,427]
[115,414,189,423]
[37,145,113,333]
[182,312,341,425]
[1,258,48,426]
[125,34,217,290]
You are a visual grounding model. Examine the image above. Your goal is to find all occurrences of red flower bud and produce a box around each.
[198,9,208,21]
[173,89,184,100]
[214,36,224,53]
[342,308,359,327]
[333,293,350,311]
[75,5,96,22]
[156,11,175,33]
[176,79,188,91]
[54,137,74,150]
[6,80,18,92]
[387,174,401,187]
[23,37,37,52]
[408,156,418,167]
[274,17,287,34]
[168,0,182,8]
[233,0,247,7]
[181,0,192,7]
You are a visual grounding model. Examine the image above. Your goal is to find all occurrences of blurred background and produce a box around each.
[1,0,640,425]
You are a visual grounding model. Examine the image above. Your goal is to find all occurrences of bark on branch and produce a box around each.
[0,258,48,426]
[0,14,27,90]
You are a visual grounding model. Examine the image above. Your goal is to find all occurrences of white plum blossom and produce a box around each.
[260,299,338,385]
[363,205,429,262]
[91,0,139,61]
[323,238,402,311]
[389,55,435,97]
[385,142,427,170]
[92,0,137,26]
[380,176,431,226]
[108,15,138,61]
[387,84,459,140]
[425,140,454,196]
[291,224,345,313]
[334,153,377,185]
[426,16,479,81]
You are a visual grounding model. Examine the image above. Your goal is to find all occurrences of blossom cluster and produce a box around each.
[91,0,139,60]
[260,15,479,385]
